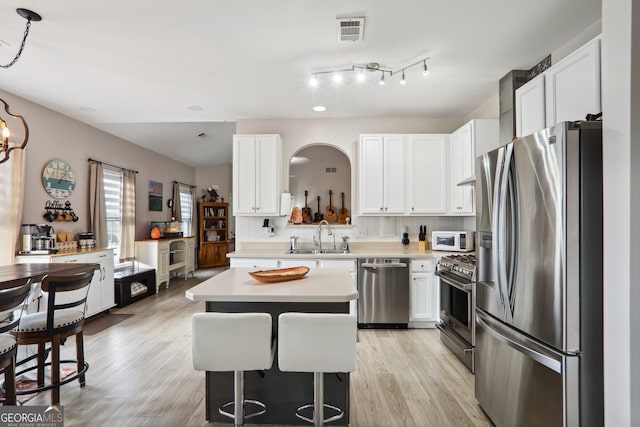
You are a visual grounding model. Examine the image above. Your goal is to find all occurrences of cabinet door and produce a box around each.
[51,254,99,315]
[410,271,438,322]
[358,135,385,214]
[281,259,317,269]
[255,135,281,215]
[516,74,546,138]
[383,135,406,214]
[214,243,229,266]
[449,123,474,214]
[545,37,600,126]
[407,134,447,214]
[90,250,114,314]
[233,135,258,214]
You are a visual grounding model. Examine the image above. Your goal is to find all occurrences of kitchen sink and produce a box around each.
[286,249,351,255]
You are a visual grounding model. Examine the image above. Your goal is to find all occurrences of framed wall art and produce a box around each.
[149,180,163,211]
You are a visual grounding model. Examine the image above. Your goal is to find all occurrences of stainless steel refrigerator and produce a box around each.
[474,121,603,427]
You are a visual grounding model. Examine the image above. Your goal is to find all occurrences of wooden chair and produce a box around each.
[0,278,32,405]
[12,268,94,405]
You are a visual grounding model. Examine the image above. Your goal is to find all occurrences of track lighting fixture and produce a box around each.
[422,61,429,76]
[309,56,430,87]
[1,8,42,69]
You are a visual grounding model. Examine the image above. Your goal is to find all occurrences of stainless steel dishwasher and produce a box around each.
[357,258,410,328]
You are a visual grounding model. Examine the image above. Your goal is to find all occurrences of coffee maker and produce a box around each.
[21,224,56,254]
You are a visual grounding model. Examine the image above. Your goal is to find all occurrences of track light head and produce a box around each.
[422,61,429,76]
[400,70,407,85]
[379,72,385,86]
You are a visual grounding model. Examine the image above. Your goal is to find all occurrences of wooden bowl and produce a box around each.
[249,266,310,283]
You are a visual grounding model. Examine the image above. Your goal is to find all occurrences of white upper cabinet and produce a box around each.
[407,134,447,214]
[449,123,474,214]
[448,119,499,215]
[546,37,600,126]
[358,135,405,214]
[515,36,601,138]
[233,134,282,216]
[516,74,546,138]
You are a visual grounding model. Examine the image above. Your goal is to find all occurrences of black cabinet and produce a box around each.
[114,268,156,308]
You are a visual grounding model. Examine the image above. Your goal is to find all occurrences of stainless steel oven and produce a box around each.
[435,254,476,372]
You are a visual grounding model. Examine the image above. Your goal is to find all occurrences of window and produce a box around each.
[103,168,123,260]
[179,184,193,237]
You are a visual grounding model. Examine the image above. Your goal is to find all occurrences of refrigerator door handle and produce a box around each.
[497,143,514,319]
[491,146,506,310]
[476,311,563,374]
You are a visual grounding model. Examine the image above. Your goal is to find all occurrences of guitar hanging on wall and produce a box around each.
[338,192,349,224]
[314,196,324,222]
[325,190,338,222]
[302,190,312,224]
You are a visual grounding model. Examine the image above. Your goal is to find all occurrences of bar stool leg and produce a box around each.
[314,372,323,426]
[76,331,86,387]
[5,359,16,405]
[37,342,46,388]
[234,371,243,427]
[52,335,61,405]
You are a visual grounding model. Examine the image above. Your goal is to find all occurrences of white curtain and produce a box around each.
[119,170,136,262]
[89,162,107,249]
[172,182,182,221]
[0,150,25,266]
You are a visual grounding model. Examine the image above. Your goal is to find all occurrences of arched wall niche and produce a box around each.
[289,143,352,221]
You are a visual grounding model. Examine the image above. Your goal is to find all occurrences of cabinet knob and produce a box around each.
[411,207,415,211]
[380,207,383,211]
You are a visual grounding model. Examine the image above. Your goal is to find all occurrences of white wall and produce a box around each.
[464,94,499,123]
[601,1,638,425]
[552,20,602,64]
[289,145,351,216]
[0,89,196,243]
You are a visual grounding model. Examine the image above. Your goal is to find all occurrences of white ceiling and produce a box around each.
[0,1,601,167]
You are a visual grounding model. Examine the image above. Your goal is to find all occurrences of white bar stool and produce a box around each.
[278,312,357,426]
[192,312,274,426]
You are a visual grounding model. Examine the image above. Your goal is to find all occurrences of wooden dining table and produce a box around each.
[0,263,99,287]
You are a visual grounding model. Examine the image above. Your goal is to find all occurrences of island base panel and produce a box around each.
[204,301,350,425]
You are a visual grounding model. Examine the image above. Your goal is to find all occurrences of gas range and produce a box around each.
[435,253,477,372]
[436,254,477,283]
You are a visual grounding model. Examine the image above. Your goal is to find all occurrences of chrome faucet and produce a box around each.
[313,220,333,251]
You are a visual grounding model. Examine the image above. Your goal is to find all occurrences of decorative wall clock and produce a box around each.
[42,159,76,199]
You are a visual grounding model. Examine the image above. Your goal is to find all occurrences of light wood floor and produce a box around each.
[26,269,491,427]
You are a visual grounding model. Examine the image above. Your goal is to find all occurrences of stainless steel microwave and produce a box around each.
[431,231,475,252]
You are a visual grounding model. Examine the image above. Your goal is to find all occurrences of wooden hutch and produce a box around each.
[198,202,229,268]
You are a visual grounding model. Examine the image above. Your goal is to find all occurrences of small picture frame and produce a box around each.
[149,180,163,211]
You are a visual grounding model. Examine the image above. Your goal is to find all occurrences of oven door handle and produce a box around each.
[434,271,473,292]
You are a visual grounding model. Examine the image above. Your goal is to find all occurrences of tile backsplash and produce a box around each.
[234,215,475,249]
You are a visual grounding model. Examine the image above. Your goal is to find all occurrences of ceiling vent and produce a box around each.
[337,17,364,42]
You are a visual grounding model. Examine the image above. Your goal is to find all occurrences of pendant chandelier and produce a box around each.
[1,8,42,69]
[0,98,29,164]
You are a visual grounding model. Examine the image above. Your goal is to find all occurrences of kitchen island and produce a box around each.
[186,267,357,425]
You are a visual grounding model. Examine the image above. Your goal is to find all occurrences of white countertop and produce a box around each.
[185,267,358,303]
[227,242,462,260]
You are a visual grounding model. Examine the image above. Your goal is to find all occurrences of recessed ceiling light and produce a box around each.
[188,105,203,111]
[79,106,96,112]
[313,105,327,112]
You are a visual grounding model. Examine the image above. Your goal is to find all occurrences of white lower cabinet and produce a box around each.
[409,259,439,328]
[16,249,115,318]
[135,237,195,291]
